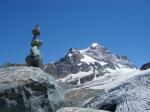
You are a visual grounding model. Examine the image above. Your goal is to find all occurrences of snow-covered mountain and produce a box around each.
[45,43,136,85]
[80,43,134,68]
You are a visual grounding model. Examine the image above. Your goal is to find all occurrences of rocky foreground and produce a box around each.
[0,66,150,112]
[0,67,64,112]
[56,107,109,112]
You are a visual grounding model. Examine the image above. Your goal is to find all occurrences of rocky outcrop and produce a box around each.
[84,69,150,112]
[0,67,64,112]
[140,62,150,70]
[56,107,110,112]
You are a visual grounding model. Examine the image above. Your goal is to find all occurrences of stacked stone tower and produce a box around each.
[25,25,42,68]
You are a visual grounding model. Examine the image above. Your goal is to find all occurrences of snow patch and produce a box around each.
[68,53,73,57]
[91,43,99,47]
[99,61,108,66]
[58,70,93,82]
[70,68,139,91]
[80,55,98,64]
[90,68,140,90]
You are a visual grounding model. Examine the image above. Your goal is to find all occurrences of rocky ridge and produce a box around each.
[45,43,135,85]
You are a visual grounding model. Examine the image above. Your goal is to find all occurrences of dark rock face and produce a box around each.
[94,98,116,112]
[44,49,94,79]
[80,74,95,84]
[0,80,49,112]
[0,67,64,112]
[140,62,150,70]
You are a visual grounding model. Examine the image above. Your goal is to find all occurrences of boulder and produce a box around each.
[26,46,42,68]
[63,89,104,107]
[31,39,42,47]
[26,55,42,68]
[0,66,64,112]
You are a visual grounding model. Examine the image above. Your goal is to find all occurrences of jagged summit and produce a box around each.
[80,43,105,53]
[80,43,135,69]
[67,48,81,57]
[90,42,101,48]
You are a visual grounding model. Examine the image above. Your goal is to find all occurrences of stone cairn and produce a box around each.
[25,25,42,68]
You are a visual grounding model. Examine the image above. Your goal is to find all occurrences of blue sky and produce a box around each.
[0,0,150,67]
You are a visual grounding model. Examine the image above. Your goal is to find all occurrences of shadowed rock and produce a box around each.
[140,62,150,70]
[0,67,64,112]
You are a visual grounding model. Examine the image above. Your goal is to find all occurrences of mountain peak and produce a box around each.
[69,48,78,54]
[91,43,99,47]
[90,42,101,48]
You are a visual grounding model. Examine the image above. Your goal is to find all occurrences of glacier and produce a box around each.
[84,69,150,112]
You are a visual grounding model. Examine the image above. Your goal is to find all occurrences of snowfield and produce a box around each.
[63,68,140,92]
[89,68,139,90]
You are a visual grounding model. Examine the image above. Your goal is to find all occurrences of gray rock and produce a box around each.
[63,89,104,107]
[56,107,110,112]
[57,82,74,91]
[26,44,43,68]
[25,55,42,68]
[0,66,64,112]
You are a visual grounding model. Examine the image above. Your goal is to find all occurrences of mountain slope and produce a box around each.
[45,43,136,85]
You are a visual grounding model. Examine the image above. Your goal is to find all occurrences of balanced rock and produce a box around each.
[25,25,43,68]
[26,46,42,68]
